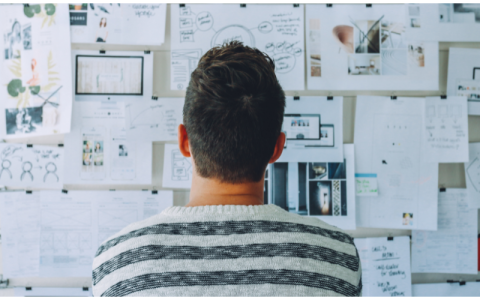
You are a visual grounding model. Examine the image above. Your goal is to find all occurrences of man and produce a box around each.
[92,41,362,297]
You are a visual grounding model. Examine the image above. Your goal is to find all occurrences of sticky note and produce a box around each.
[355,173,378,196]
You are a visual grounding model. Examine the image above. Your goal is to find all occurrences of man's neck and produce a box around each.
[186,173,264,207]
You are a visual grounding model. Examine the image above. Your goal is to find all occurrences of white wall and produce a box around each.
[1,4,479,294]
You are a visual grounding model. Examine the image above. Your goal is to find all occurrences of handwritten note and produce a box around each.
[354,236,412,297]
[412,189,478,274]
[424,96,469,163]
[355,174,378,196]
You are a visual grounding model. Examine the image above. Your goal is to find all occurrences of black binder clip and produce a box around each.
[152,96,158,100]
[390,96,397,100]
[441,95,447,99]
[99,50,106,54]
[109,189,115,192]
[152,190,158,195]
[240,4,246,7]
[387,236,394,241]
[439,187,446,192]
[326,4,332,7]
[26,190,32,194]
[179,4,185,7]
[62,189,68,194]
[327,96,334,100]
[447,280,458,283]
[26,287,32,291]
[26,144,33,148]
[24,4,29,7]
[144,50,151,54]
[366,4,372,7]
[459,281,466,286]
[58,144,64,147]
[83,287,89,291]
[293,4,299,7]
[293,96,300,101]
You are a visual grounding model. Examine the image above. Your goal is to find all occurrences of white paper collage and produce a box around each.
[0,3,479,297]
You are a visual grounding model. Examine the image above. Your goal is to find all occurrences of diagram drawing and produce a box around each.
[171,149,192,181]
[42,209,92,228]
[0,145,22,180]
[40,232,92,252]
[98,209,138,228]
[127,104,178,132]
[171,4,305,91]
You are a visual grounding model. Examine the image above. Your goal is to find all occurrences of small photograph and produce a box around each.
[408,5,420,17]
[353,20,380,54]
[309,20,322,77]
[83,140,93,153]
[328,160,346,179]
[440,4,480,23]
[82,152,92,166]
[381,49,407,75]
[410,18,421,28]
[93,141,103,153]
[380,21,406,49]
[402,213,413,226]
[309,162,327,180]
[310,55,321,77]
[309,181,332,216]
[332,25,353,54]
[118,144,128,157]
[5,107,43,135]
[4,20,22,60]
[93,151,104,166]
[348,54,381,75]
[408,43,425,68]
[22,51,48,87]
[69,3,88,10]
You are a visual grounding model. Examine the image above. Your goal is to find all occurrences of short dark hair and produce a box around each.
[184,41,285,183]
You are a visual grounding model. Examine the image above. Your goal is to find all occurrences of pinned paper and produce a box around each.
[355,174,378,196]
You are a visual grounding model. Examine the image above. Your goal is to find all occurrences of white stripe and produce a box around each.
[93,231,357,269]
[93,256,360,296]
[123,284,346,297]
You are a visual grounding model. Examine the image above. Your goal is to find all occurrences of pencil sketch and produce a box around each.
[172,149,192,181]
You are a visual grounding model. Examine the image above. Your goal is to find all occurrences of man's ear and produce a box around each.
[268,132,285,163]
[178,124,191,157]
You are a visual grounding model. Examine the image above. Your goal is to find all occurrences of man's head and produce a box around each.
[180,41,285,184]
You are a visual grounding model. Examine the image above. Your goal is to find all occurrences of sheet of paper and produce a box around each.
[266,144,356,230]
[423,96,469,163]
[0,4,73,139]
[39,191,98,277]
[354,236,412,297]
[306,4,439,90]
[355,174,378,197]
[465,142,480,208]
[447,48,480,115]
[15,287,93,297]
[64,101,152,185]
[413,282,480,297]
[170,4,305,91]
[71,50,153,102]
[277,96,343,162]
[354,96,439,230]
[2,190,173,278]
[70,3,166,45]
[125,98,184,142]
[0,191,41,278]
[0,143,63,188]
[406,4,480,42]
[162,143,193,189]
[412,188,478,274]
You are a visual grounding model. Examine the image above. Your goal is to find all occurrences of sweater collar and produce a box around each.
[161,204,284,216]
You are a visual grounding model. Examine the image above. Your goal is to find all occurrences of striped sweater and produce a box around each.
[92,204,362,297]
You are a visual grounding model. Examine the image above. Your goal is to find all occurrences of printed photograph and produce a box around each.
[402,212,413,225]
[309,162,327,180]
[69,3,88,10]
[348,54,381,75]
[309,19,322,77]
[381,49,407,75]
[5,107,43,135]
[118,144,128,157]
[3,20,22,60]
[353,19,380,54]
[309,181,332,216]
[408,43,425,68]
[328,160,346,179]
[93,141,104,166]
[439,4,480,23]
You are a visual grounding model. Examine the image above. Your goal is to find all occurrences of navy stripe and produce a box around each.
[93,243,359,285]
[100,269,362,297]
[95,221,354,257]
